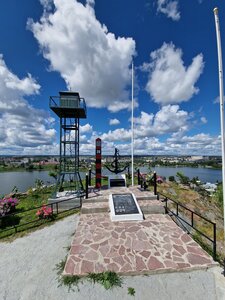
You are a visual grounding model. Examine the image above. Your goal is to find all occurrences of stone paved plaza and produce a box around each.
[64,186,218,276]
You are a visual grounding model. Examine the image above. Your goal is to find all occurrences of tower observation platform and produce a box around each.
[49,91,87,199]
[50,92,86,119]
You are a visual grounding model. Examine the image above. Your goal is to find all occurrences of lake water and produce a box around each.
[0,166,222,196]
[139,166,222,184]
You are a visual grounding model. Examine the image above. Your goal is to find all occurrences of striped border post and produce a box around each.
[95,138,102,188]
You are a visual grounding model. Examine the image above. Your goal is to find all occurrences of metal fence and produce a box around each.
[160,193,217,261]
[0,197,82,238]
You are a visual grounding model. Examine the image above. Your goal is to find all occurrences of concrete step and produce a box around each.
[81,201,108,214]
[83,194,158,204]
[48,197,82,211]
[81,199,165,215]
[136,195,158,201]
[82,196,108,203]
[138,200,165,214]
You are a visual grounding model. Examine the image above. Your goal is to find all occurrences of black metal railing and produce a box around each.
[0,197,82,238]
[49,96,87,114]
[160,193,217,261]
[138,169,157,195]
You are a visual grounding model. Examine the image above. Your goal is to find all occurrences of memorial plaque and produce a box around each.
[109,192,143,221]
[112,193,139,215]
[110,179,125,187]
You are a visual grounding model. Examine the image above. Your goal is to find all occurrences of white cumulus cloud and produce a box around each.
[101,128,131,142]
[157,0,180,21]
[134,105,189,137]
[109,118,120,125]
[29,0,136,112]
[166,133,221,155]
[0,54,56,154]
[201,117,207,124]
[80,123,93,133]
[144,43,204,105]
[99,105,189,143]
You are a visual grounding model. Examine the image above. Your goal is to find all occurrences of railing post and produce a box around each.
[165,197,168,214]
[176,202,179,216]
[191,211,194,227]
[137,169,140,185]
[213,223,217,261]
[88,169,91,186]
[140,177,143,188]
[85,173,88,199]
[144,182,147,190]
[144,179,147,190]
[153,171,157,195]
[56,202,59,215]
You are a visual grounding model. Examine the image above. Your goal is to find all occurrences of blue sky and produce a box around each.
[0,0,224,156]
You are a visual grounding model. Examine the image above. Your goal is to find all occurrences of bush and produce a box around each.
[36,205,54,220]
[176,172,190,185]
[169,176,175,182]
[0,197,19,217]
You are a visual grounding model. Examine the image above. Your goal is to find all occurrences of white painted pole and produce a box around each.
[214,7,225,239]
[131,61,134,186]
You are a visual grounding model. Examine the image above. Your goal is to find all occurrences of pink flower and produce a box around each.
[36,205,53,219]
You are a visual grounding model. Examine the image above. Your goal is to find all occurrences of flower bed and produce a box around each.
[0,197,19,217]
[36,205,54,220]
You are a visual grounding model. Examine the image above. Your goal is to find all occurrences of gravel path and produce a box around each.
[0,214,224,300]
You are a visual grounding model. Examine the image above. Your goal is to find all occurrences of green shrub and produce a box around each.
[176,172,189,184]
[169,176,175,182]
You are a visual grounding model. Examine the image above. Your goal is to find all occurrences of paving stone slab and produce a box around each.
[64,213,217,276]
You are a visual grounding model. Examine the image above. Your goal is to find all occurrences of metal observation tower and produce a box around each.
[50,91,87,196]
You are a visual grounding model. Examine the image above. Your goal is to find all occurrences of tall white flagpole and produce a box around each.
[131,61,134,186]
[214,7,225,239]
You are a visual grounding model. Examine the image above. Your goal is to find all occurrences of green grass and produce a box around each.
[0,186,80,240]
[60,275,81,291]
[128,287,135,296]
[55,257,81,291]
[192,232,223,264]
[55,257,67,276]
[56,258,123,292]
[87,271,123,290]
[0,209,80,241]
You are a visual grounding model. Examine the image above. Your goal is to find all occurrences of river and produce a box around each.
[139,166,222,183]
[0,166,222,196]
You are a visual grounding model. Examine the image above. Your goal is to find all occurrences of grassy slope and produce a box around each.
[0,186,79,240]
[156,181,224,261]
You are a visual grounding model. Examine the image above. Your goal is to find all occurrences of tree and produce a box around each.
[35,179,44,190]
[191,176,200,185]
[48,171,57,181]
[169,176,175,182]
[176,172,190,185]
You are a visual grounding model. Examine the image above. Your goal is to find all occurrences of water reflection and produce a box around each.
[0,166,222,195]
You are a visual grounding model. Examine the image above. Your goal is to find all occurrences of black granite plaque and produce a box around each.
[110,178,125,187]
[112,193,139,215]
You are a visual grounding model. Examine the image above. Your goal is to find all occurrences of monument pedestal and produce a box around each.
[108,174,126,188]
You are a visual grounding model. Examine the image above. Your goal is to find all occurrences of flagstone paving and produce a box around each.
[64,186,218,277]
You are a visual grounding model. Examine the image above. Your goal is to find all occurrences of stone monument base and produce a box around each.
[108,174,126,188]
